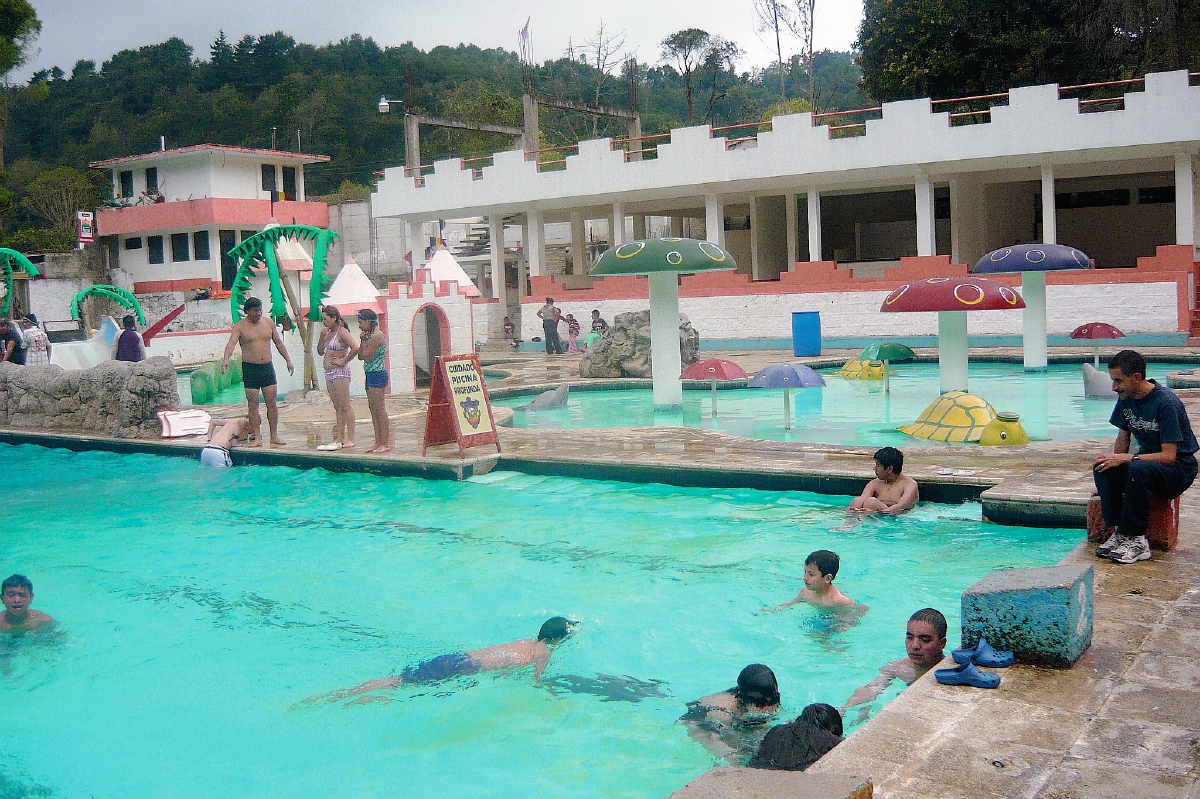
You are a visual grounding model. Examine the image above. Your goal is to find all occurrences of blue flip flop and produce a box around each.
[934,661,1001,688]
[951,637,1014,668]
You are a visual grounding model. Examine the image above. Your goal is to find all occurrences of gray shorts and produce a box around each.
[199,445,232,468]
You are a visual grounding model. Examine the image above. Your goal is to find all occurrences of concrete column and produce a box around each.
[915,173,936,257]
[633,213,647,240]
[611,202,625,246]
[1041,165,1057,245]
[525,210,545,277]
[1176,152,1196,246]
[489,215,507,329]
[414,221,428,269]
[785,192,798,271]
[807,187,822,261]
[570,211,585,274]
[521,94,540,153]
[670,215,683,237]
[704,195,725,247]
[949,178,961,264]
[648,271,683,409]
[1022,271,1048,371]
[404,115,421,172]
[517,255,529,300]
[402,219,415,278]
[938,311,969,394]
[749,196,762,279]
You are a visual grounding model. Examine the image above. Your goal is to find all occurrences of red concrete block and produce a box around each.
[1085,494,1178,551]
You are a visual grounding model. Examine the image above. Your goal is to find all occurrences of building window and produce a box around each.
[261,164,276,195]
[148,235,165,264]
[119,170,134,198]
[193,230,211,260]
[171,232,190,262]
[219,230,238,290]
[282,166,297,201]
[1055,189,1130,209]
[1139,186,1175,205]
[124,237,143,250]
[240,230,256,242]
[145,167,158,195]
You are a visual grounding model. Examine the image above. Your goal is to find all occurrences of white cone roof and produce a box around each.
[425,245,481,297]
[326,258,382,305]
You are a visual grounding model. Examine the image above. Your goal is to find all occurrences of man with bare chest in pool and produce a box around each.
[848,446,919,515]
[221,297,294,447]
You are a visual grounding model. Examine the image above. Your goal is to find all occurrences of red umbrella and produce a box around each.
[682,358,748,417]
[1070,322,1125,367]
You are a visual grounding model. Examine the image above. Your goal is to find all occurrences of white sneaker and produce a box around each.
[1110,535,1152,564]
[1095,533,1120,558]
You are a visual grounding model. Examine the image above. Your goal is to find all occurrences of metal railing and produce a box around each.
[811,105,883,138]
[611,132,671,161]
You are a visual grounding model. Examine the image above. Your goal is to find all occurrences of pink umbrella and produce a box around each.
[682,358,748,416]
[1070,322,1125,367]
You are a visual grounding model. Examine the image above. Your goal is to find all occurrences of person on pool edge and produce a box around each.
[309,617,576,703]
[843,608,946,720]
[221,297,294,447]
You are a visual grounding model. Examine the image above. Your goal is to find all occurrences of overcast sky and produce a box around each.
[13,0,864,83]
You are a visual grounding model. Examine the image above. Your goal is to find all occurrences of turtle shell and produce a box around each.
[835,358,886,380]
[898,391,997,443]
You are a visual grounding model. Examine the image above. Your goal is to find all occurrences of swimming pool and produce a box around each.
[2,443,1079,798]
[495,361,1191,447]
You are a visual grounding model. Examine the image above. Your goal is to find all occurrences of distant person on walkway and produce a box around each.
[20,316,51,366]
[590,310,608,334]
[749,702,843,771]
[199,417,249,468]
[537,297,564,355]
[1,575,55,633]
[565,313,581,353]
[0,317,26,365]
[844,608,946,720]
[681,664,781,764]
[357,308,392,454]
[113,315,146,362]
[762,550,862,613]
[316,306,359,452]
[1093,349,1198,564]
[307,617,576,704]
[221,297,295,447]
[848,447,919,516]
[502,316,515,341]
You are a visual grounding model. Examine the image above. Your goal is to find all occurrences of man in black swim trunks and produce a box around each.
[221,297,294,447]
[309,617,575,704]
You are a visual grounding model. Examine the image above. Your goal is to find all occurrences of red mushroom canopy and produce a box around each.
[880,276,1025,313]
[1069,322,1125,340]
[681,358,749,380]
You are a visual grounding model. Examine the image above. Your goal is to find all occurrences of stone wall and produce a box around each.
[0,356,180,438]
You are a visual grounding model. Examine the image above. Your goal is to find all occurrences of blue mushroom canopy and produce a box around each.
[748,363,827,388]
[971,244,1091,274]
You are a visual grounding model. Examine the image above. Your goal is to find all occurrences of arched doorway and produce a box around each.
[411,303,452,388]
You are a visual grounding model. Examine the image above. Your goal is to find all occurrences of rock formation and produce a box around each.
[579,310,699,379]
[0,356,181,438]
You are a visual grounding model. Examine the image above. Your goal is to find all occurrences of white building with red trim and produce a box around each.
[91,145,330,295]
[373,70,1200,350]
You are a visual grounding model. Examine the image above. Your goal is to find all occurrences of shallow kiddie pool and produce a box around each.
[495,361,1192,446]
[2,443,1078,798]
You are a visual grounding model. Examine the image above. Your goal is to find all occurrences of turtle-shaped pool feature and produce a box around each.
[899,391,997,443]
[835,358,886,380]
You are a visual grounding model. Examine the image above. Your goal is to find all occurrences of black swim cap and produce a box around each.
[538,616,573,642]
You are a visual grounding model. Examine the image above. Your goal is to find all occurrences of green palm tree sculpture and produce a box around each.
[70,284,146,325]
[0,248,42,317]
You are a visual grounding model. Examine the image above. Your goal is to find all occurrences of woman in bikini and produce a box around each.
[357,309,392,454]
[316,306,360,451]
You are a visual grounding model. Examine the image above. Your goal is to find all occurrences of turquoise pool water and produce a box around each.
[496,361,1191,446]
[2,443,1079,798]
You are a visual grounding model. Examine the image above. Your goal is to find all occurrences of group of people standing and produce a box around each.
[0,315,51,366]
[535,297,608,355]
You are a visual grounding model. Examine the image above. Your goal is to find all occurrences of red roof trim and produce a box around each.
[90,144,330,169]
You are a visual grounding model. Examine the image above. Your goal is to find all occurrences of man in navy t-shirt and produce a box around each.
[1093,350,1198,564]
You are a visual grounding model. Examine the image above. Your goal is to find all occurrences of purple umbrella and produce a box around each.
[749,364,826,431]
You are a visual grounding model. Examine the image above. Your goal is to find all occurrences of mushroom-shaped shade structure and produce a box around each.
[748,363,826,432]
[972,244,1092,371]
[682,357,748,417]
[1070,322,1125,368]
[880,276,1025,393]
[591,238,736,409]
[858,341,916,394]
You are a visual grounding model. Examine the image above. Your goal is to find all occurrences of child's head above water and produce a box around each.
[804,549,840,583]
[873,446,904,475]
[734,663,780,709]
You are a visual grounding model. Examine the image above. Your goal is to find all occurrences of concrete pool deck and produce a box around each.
[4,346,1199,797]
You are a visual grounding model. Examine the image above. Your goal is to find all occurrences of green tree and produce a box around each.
[0,0,40,171]
[22,166,96,234]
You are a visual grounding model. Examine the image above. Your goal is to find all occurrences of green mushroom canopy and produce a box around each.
[590,237,737,276]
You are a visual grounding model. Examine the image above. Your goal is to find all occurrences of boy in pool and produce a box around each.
[310,617,575,703]
[199,417,249,468]
[762,550,861,613]
[848,446,919,516]
[843,608,947,719]
[1,575,55,633]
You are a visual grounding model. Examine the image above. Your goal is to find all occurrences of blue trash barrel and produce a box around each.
[792,311,822,356]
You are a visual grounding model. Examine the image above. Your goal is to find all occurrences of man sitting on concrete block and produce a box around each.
[1092,350,1197,564]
